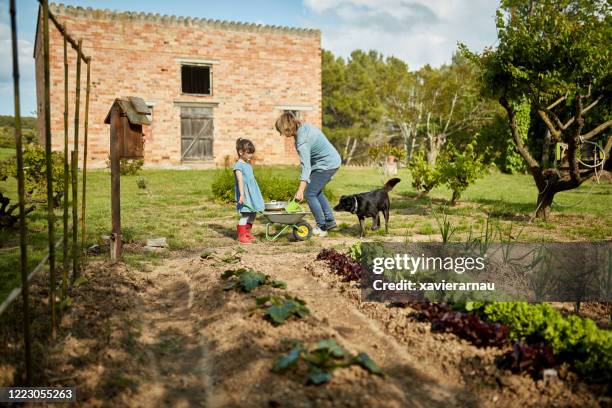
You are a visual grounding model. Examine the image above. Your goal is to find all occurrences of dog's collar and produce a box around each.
[351,196,358,214]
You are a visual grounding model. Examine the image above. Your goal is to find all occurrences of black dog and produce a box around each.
[333,178,401,237]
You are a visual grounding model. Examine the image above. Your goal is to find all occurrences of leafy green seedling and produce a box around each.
[353,352,383,375]
[272,345,302,372]
[271,280,287,289]
[312,338,345,359]
[347,241,362,262]
[256,295,310,325]
[200,251,215,260]
[222,268,288,293]
[272,338,383,385]
[307,367,333,385]
[221,253,240,263]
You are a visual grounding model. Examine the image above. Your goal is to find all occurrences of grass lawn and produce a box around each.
[0,147,15,162]
[0,165,610,301]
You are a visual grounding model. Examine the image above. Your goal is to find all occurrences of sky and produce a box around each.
[0,0,500,116]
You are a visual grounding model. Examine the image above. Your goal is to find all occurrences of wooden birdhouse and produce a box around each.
[104,96,151,159]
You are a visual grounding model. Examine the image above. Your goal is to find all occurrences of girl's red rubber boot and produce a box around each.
[237,225,252,244]
[245,223,257,242]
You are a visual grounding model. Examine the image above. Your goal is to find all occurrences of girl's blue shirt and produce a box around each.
[233,159,265,213]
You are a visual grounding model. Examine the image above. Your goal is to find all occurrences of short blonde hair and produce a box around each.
[275,112,300,137]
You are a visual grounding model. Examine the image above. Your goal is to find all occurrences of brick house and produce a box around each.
[34,3,322,168]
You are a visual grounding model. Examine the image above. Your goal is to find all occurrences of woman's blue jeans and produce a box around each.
[305,168,338,230]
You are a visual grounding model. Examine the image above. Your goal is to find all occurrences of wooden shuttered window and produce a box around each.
[181,65,211,95]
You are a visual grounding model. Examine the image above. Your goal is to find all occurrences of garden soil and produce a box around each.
[18,241,607,407]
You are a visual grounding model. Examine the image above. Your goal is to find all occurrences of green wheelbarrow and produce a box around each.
[240,200,313,241]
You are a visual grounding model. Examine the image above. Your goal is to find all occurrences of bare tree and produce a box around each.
[501,91,611,219]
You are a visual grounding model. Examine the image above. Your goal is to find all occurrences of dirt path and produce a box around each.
[126,261,212,407]
[42,240,603,407]
[43,259,216,407]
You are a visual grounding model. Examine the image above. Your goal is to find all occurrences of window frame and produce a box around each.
[180,63,213,96]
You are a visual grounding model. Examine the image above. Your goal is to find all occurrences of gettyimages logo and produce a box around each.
[360,242,612,303]
[371,254,486,275]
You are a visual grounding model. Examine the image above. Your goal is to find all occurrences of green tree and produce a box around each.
[439,141,489,205]
[379,57,420,160]
[385,55,496,167]
[322,50,386,164]
[478,111,528,174]
[463,0,612,219]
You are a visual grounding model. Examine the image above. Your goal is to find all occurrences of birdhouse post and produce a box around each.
[104,97,151,261]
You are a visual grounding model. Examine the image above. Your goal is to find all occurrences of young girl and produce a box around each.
[234,138,264,244]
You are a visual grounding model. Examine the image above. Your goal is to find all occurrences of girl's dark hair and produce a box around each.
[236,138,255,154]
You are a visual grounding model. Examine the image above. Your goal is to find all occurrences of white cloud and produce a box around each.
[0,21,36,115]
[303,0,498,68]
[0,22,35,84]
[305,0,461,19]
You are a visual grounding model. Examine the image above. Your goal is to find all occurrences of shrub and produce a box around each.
[438,141,487,204]
[105,156,144,176]
[0,143,66,206]
[211,169,235,203]
[0,115,39,148]
[407,152,441,195]
[258,174,297,201]
[211,169,336,204]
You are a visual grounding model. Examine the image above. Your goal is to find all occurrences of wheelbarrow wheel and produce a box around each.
[292,221,312,241]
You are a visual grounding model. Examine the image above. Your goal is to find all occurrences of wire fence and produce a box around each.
[3,0,92,385]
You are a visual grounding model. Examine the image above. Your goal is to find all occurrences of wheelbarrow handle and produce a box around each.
[235,201,264,215]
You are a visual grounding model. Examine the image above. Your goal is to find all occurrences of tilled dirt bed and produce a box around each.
[27,242,608,407]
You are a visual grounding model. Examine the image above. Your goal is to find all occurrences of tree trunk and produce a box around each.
[409,137,417,161]
[399,122,409,148]
[450,191,460,206]
[535,187,555,219]
[345,138,357,165]
[426,146,438,167]
[426,133,447,166]
[343,136,352,162]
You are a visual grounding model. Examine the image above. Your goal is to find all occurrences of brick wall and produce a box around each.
[35,3,322,168]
